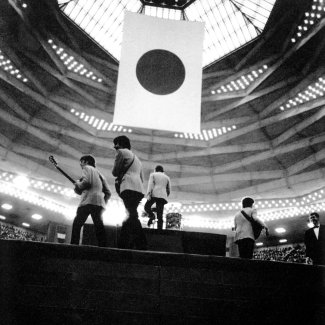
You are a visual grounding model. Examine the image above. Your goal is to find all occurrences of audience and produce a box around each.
[253,244,308,264]
[0,221,45,242]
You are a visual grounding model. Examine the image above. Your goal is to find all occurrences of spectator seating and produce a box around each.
[253,244,308,264]
[0,221,45,242]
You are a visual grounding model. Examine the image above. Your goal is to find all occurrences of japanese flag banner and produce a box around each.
[113,11,204,134]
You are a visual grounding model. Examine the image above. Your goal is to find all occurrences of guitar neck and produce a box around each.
[55,166,76,184]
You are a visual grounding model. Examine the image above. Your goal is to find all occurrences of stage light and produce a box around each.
[1,203,12,210]
[275,227,286,233]
[31,214,42,220]
[12,175,30,189]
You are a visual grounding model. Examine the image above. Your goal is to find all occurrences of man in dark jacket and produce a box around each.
[305,212,325,265]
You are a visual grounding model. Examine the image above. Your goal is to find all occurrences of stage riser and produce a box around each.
[1,240,324,325]
[82,224,227,256]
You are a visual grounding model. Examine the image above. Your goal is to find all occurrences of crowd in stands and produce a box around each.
[253,244,308,264]
[0,221,45,242]
[0,220,312,265]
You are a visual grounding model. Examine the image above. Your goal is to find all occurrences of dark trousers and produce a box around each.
[144,197,167,229]
[119,190,147,250]
[71,204,107,247]
[237,238,255,259]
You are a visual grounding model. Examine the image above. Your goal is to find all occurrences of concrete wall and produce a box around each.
[0,239,324,325]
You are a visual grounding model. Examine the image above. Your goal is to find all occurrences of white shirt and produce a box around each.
[76,165,111,208]
[146,171,171,201]
[234,207,266,242]
[313,226,319,239]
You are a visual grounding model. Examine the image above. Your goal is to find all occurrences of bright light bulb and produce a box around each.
[31,214,42,220]
[12,175,30,189]
[1,203,12,210]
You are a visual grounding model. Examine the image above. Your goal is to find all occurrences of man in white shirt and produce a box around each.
[145,165,171,230]
[112,136,147,250]
[305,212,324,265]
[71,155,111,247]
[234,197,268,259]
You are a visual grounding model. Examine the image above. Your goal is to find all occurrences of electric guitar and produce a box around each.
[49,155,81,195]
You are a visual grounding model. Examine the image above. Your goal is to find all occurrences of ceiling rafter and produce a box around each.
[203,68,235,80]
[83,52,119,72]
[35,31,67,75]
[212,132,325,174]
[260,67,325,118]
[203,57,275,96]
[29,117,150,161]
[47,0,81,51]
[208,97,325,147]
[287,148,325,176]
[0,41,48,96]
[272,106,325,147]
[203,75,298,119]
[9,2,116,89]
[302,40,325,76]
[48,34,115,87]
[49,95,114,121]
[201,7,289,81]
[203,116,252,129]
[234,9,292,70]
[9,1,84,81]
[173,170,285,187]
[0,82,209,149]
[149,142,271,162]
[0,108,81,159]
[203,20,325,115]
[0,144,66,184]
[288,16,325,53]
[0,73,104,136]
[24,50,113,106]
[2,82,321,168]
[170,168,325,203]
[0,91,30,121]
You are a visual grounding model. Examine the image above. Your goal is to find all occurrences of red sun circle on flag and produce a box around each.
[136,49,186,95]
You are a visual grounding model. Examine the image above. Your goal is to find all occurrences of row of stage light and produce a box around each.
[0,171,324,231]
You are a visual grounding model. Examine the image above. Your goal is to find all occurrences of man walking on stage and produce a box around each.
[71,155,111,247]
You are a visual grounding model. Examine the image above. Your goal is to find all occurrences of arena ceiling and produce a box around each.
[0,0,324,247]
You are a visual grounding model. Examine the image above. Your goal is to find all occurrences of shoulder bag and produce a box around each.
[241,210,263,240]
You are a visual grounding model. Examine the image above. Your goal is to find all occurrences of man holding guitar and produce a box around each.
[72,155,111,247]
[50,154,111,247]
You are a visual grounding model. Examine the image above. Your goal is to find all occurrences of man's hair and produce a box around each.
[113,135,131,149]
[80,155,96,167]
[242,197,254,208]
[155,165,164,172]
[310,212,320,219]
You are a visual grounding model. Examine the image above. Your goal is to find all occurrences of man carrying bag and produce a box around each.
[234,197,269,259]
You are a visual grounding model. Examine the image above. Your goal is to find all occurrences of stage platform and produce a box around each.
[82,225,227,256]
[0,239,324,325]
